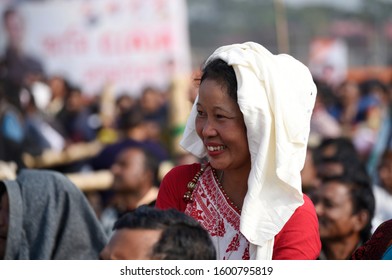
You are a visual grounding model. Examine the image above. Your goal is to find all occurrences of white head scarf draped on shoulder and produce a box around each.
[180,42,317,259]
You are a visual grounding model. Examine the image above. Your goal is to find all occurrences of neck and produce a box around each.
[115,186,152,211]
[218,164,250,210]
[322,235,361,260]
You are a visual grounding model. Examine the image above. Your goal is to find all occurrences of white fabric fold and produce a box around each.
[180,42,317,259]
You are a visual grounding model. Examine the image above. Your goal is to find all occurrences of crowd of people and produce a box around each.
[0,7,392,261]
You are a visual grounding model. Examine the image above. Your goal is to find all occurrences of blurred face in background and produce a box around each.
[4,10,24,49]
[110,148,149,192]
[140,88,163,114]
[315,181,361,241]
[116,95,136,115]
[49,76,68,100]
[338,82,360,106]
[66,89,84,112]
[378,152,392,195]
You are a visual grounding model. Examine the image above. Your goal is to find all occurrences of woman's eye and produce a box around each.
[197,110,204,116]
[216,114,225,119]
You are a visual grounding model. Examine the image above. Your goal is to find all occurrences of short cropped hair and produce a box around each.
[113,206,216,260]
[117,107,144,132]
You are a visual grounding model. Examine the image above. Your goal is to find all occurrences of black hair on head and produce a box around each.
[200,58,238,102]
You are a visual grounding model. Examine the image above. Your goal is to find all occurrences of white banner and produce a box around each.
[1,0,191,96]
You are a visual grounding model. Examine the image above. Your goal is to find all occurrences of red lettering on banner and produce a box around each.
[98,29,172,55]
[42,29,88,56]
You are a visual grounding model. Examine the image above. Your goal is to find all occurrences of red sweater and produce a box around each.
[156,163,321,260]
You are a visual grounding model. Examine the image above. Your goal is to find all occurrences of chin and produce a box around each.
[208,160,227,171]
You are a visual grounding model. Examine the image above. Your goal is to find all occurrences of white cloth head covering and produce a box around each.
[180,42,317,259]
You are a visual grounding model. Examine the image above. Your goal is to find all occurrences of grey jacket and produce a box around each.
[3,169,108,259]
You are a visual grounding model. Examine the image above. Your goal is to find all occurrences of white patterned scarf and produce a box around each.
[185,165,251,260]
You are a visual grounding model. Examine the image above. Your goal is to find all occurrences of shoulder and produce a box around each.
[273,194,321,260]
[156,163,201,212]
[164,163,202,180]
[296,194,319,216]
[159,163,202,192]
[286,194,319,229]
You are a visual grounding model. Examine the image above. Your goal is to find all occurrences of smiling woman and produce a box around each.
[156,42,322,260]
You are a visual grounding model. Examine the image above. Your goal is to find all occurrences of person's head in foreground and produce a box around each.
[100,205,216,260]
[0,169,108,260]
[156,42,321,259]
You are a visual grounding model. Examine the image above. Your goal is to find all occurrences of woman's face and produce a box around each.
[195,79,250,171]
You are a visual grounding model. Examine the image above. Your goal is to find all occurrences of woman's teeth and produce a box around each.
[207,146,225,151]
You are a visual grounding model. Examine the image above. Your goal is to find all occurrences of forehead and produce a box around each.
[198,79,237,108]
[199,78,227,95]
[104,229,162,260]
[117,148,145,162]
[321,181,352,202]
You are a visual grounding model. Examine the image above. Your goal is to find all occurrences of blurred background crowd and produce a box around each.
[1,0,392,260]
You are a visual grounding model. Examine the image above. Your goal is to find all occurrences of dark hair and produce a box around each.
[113,206,216,260]
[314,137,363,180]
[314,137,359,164]
[2,7,17,24]
[117,107,144,131]
[314,79,338,108]
[200,59,238,102]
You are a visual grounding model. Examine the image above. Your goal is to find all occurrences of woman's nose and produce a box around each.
[202,119,217,137]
